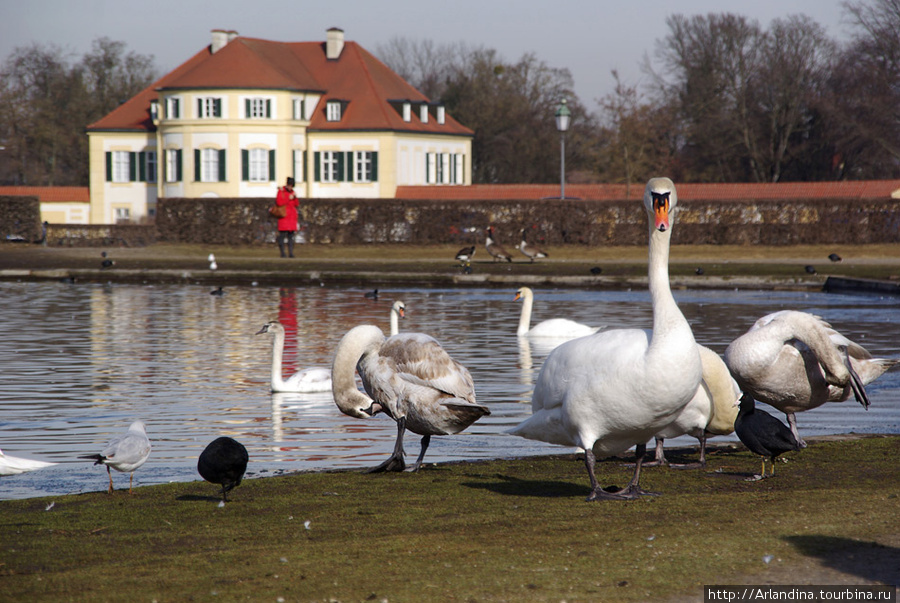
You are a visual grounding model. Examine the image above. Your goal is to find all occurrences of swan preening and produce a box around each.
[733,393,802,478]
[509,178,702,501]
[649,345,740,467]
[0,448,57,476]
[724,310,898,446]
[80,421,151,494]
[515,286,600,340]
[257,321,333,393]
[331,324,490,472]
[198,436,249,502]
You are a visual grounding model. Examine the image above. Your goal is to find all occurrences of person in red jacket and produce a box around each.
[275,177,300,258]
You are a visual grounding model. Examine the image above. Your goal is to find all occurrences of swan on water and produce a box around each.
[256,321,332,393]
[514,286,600,340]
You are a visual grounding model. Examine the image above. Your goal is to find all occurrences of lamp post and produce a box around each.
[554,99,571,199]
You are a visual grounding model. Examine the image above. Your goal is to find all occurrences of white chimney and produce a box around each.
[227,30,238,43]
[326,28,345,60]
[211,29,229,53]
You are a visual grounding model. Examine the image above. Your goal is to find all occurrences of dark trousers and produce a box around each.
[277,231,295,257]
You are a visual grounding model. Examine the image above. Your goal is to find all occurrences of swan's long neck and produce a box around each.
[517,292,534,336]
[647,223,697,363]
[390,309,399,336]
[332,326,380,419]
[270,330,286,390]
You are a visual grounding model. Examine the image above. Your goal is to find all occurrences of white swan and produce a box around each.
[724,310,898,446]
[256,321,332,393]
[515,286,600,339]
[0,448,57,476]
[508,177,702,501]
[331,325,490,472]
[80,421,151,494]
[389,300,405,336]
[649,345,741,467]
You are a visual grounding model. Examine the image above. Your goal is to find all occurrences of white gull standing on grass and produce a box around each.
[80,421,151,494]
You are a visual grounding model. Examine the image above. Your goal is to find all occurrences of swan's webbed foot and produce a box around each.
[368,452,406,473]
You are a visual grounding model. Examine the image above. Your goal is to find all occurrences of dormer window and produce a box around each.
[150,100,160,122]
[436,105,445,125]
[326,101,342,122]
[419,104,429,124]
[402,103,411,122]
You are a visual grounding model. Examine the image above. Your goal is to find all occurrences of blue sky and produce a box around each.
[1,0,851,111]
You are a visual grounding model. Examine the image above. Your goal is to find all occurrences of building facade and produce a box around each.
[86,29,473,224]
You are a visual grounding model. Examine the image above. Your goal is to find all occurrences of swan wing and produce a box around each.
[282,367,333,393]
[380,333,476,402]
[527,319,600,339]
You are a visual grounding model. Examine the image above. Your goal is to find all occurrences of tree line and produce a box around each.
[1,0,897,188]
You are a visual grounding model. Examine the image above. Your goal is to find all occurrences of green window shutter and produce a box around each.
[138,152,146,182]
[265,99,271,118]
[105,152,112,181]
[292,150,297,180]
[175,149,182,182]
[197,98,203,117]
[194,149,201,181]
[371,152,378,182]
[245,99,250,119]
[268,150,275,181]
[218,149,226,181]
[128,152,137,182]
[214,98,221,117]
[241,149,249,181]
[425,153,431,183]
[336,152,345,181]
[314,151,320,182]
[303,150,307,182]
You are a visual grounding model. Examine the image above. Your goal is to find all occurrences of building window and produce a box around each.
[114,208,130,223]
[242,148,273,182]
[402,103,411,122]
[326,101,342,122]
[420,104,429,124]
[320,151,339,182]
[197,97,222,118]
[166,97,181,119]
[245,97,271,119]
[293,150,304,181]
[293,98,304,120]
[195,148,226,182]
[140,151,157,183]
[451,153,464,184]
[437,106,446,125]
[354,151,376,183]
[166,149,182,182]
[111,151,130,183]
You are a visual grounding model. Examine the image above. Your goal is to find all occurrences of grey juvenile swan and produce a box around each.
[331,325,490,472]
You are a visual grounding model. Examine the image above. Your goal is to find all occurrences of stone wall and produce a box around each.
[156,196,900,247]
[0,195,41,242]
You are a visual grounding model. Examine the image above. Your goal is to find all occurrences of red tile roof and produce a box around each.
[396,181,900,201]
[87,35,472,136]
[0,186,90,203]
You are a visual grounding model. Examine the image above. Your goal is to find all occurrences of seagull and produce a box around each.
[80,421,151,494]
[0,448,57,476]
[733,393,802,479]
[208,254,217,270]
[198,437,249,503]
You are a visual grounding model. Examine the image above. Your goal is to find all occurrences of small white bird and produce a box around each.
[208,253,217,270]
[80,421,151,494]
[0,448,57,476]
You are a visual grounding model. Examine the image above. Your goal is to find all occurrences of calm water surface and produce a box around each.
[2,281,899,500]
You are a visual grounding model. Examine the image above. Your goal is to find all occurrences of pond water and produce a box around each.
[2,280,899,500]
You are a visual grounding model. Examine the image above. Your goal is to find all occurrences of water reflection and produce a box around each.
[1,281,899,500]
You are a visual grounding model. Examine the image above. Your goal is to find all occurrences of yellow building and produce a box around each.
[86,28,473,224]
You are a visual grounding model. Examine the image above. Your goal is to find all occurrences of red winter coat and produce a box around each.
[275,186,300,231]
